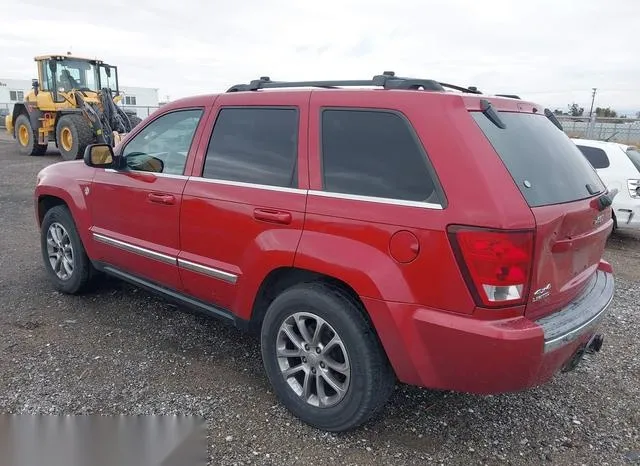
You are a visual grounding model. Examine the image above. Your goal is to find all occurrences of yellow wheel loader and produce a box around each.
[5,53,143,161]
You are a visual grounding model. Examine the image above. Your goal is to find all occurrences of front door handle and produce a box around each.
[253,208,292,224]
[148,193,175,205]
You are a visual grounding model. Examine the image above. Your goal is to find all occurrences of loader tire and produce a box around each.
[127,115,142,131]
[15,114,47,156]
[56,114,95,161]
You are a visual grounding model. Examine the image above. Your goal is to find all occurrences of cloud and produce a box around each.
[0,0,638,113]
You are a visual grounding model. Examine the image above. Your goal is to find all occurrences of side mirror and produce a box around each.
[84,144,115,168]
[32,79,39,95]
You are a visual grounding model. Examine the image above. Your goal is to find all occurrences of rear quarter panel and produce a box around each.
[298,90,535,313]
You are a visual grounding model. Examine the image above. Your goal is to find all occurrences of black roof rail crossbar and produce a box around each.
[495,94,521,99]
[438,82,483,94]
[226,73,446,93]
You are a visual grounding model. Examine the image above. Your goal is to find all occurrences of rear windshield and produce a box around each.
[471,111,605,207]
[626,148,640,173]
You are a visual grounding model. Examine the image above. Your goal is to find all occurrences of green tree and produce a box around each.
[568,103,584,116]
[595,107,618,118]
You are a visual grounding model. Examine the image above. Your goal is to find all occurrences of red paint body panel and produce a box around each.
[34,88,615,396]
[35,161,96,256]
[179,91,310,319]
[178,184,306,317]
[295,212,475,313]
[89,170,187,289]
[525,200,613,319]
[362,296,596,393]
[87,102,214,290]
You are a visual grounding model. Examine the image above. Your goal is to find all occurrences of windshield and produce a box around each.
[54,59,98,92]
[626,148,640,173]
[471,111,606,207]
[99,64,118,92]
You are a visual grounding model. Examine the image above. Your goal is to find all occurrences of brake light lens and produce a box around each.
[448,227,534,308]
[627,179,640,199]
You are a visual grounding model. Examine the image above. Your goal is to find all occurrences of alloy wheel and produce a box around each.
[46,222,74,280]
[276,312,351,408]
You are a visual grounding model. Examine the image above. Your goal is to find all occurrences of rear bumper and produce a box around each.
[537,269,614,353]
[364,266,615,394]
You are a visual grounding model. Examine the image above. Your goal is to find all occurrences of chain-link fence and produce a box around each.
[558,116,640,145]
[0,103,160,128]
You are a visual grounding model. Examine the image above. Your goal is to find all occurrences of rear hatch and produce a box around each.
[471,108,612,319]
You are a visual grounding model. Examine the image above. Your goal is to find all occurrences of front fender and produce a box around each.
[35,164,96,258]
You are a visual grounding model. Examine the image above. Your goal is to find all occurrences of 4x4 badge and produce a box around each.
[593,214,605,226]
[532,283,552,302]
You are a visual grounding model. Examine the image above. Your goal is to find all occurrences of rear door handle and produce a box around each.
[147,193,175,205]
[253,208,292,224]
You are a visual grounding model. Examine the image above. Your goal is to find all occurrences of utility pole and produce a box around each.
[589,88,597,118]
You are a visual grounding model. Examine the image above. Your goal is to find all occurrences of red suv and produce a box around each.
[35,73,615,432]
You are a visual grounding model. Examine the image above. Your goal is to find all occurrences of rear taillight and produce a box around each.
[448,226,534,308]
[627,179,640,199]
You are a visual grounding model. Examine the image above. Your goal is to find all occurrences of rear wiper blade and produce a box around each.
[480,99,506,129]
[544,108,564,131]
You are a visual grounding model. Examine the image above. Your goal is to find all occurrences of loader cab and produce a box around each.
[36,55,120,103]
[98,63,120,95]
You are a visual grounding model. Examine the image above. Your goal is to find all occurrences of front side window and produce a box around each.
[99,65,118,92]
[576,145,610,169]
[122,109,203,175]
[54,59,98,92]
[202,107,298,187]
[321,109,441,204]
[40,61,53,91]
[625,148,640,173]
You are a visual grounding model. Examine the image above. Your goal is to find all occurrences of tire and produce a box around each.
[14,114,47,156]
[127,115,142,131]
[260,282,396,432]
[40,205,93,294]
[56,114,95,161]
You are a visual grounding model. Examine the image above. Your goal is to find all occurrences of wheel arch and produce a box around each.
[37,194,69,227]
[11,103,30,136]
[35,187,95,259]
[249,266,377,337]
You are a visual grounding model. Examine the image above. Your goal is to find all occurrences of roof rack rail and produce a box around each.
[495,94,521,99]
[438,83,483,94]
[226,71,487,94]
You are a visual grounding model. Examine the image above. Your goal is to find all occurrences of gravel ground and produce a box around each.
[0,136,638,465]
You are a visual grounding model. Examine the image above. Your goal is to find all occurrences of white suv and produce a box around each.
[572,138,640,232]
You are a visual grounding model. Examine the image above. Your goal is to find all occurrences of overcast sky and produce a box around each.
[1,0,638,115]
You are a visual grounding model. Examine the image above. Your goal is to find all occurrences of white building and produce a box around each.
[0,78,160,119]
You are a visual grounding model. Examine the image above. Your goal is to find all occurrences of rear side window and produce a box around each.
[203,107,298,188]
[576,145,610,169]
[626,148,640,173]
[471,112,605,207]
[321,109,442,204]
